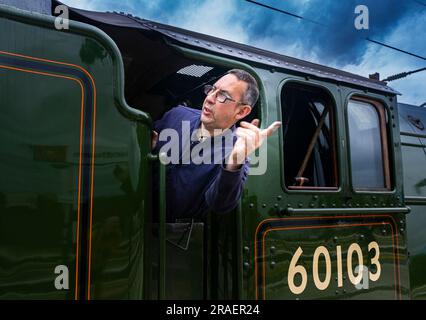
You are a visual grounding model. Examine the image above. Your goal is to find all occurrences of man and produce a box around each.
[153,69,281,221]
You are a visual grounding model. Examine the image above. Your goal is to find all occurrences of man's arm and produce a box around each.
[204,162,249,213]
[205,119,281,213]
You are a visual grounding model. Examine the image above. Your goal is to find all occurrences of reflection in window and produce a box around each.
[348,100,388,189]
[281,83,338,189]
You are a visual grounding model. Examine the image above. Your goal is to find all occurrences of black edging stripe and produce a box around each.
[0,53,95,300]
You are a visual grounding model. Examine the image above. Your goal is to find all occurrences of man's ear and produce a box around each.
[235,105,252,121]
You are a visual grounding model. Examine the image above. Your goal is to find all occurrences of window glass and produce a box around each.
[348,100,387,189]
[281,83,338,189]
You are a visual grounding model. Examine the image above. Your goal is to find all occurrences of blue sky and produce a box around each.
[61,0,425,105]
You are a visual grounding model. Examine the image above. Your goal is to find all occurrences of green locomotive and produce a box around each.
[0,1,425,300]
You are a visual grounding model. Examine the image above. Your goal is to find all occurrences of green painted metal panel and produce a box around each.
[0,5,151,299]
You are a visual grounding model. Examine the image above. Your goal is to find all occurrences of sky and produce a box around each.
[60,0,426,106]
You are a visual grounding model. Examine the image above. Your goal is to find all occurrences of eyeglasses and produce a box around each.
[203,85,246,105]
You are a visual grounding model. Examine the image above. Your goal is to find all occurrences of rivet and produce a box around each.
[244,262,250,270]
[270,246,276,253]
[382,229,387,235]
[277,195,282,201]
[313,195,318,200]
[270,261,276,269]
[310,203,315,208]
[321,204,326,208]
[299,203,303,208]
[262,203,267,208]
[274,203,279,208]
[400,228,404,233]
[333,236,338,243]
[249,203,254,208]
[244,246,250,253]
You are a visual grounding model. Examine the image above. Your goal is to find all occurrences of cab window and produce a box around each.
[281,83,338,189]
[347,98,391,190]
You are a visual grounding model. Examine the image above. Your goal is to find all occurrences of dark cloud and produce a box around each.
[236,0,421,66]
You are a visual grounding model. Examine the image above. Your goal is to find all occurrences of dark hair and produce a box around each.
[226,69,259,107]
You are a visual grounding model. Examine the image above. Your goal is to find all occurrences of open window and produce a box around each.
[347,97,392,191]
[281,82,338,190]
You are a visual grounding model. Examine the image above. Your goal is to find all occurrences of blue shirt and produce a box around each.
[154,106,249,221]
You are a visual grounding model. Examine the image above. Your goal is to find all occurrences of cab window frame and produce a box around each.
[346,95,393,192]
[279,79,340,193]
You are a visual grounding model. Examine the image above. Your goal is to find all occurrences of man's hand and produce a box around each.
[225,119,281,171]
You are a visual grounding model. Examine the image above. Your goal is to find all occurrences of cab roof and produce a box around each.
[61,2,400,96]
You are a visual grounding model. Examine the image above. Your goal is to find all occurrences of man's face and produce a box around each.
[201,74,251,131]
